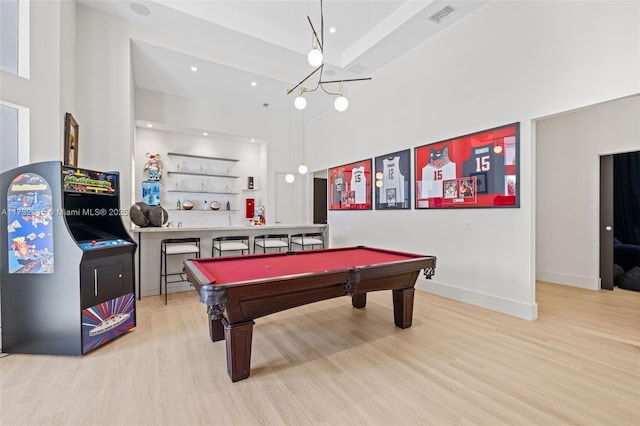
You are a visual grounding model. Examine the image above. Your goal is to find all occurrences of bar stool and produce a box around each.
[290,232,325,250]
[254,234,289,253]
[212,236,250,256]
[160,238,201,305]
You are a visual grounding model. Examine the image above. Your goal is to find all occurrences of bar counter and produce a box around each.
[130,224,328,298]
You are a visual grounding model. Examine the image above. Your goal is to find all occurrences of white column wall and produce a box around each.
[75,5,135,207]
[304,1,640,319]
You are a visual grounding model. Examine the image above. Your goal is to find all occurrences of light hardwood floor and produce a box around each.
[1,282,639,425]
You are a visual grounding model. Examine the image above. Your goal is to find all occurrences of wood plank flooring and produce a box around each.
[1,282,638,425]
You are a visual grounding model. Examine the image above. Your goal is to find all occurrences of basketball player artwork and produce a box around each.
[374,149,411,209]
[328,159,372,210]
[444,180,458,199]
[332,168,346,207]
[415,122,520,208]
[6,173,54,273]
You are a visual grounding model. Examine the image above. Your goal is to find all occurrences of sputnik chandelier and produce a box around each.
[287,0,371,112]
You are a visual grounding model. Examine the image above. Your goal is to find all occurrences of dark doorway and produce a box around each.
[313,177,327,224]
[613,151,640,245]
[600,150,640,290]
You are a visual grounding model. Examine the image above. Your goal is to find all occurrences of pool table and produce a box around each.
[183,246,436,382]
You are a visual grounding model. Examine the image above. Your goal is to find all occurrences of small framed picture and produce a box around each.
[374,149,411,209]
[64,113,79,167]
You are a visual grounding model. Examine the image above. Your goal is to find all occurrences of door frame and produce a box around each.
[599,155,614,290]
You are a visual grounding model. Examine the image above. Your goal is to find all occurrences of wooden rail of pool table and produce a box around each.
[183,246,436,382]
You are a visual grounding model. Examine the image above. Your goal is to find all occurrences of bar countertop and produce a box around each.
[130,223,327,233]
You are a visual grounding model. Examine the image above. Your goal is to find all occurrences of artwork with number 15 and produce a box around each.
[414,123,520,209]
[328,158,372,210]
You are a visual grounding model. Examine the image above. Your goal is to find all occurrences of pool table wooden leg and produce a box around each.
[392,288,415,329]
[209,316,225,342]
[351,293,367,309]
[222,318,255,382]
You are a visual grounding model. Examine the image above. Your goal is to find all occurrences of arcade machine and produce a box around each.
[0,161,136,355]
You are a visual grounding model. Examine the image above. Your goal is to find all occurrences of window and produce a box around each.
[0,0,29,78]
[1,0,19,74]
[0,101,29,172]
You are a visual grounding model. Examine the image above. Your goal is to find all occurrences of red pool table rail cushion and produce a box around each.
[190,246,427,285]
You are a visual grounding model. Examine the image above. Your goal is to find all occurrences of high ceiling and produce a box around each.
[79,0,487,119]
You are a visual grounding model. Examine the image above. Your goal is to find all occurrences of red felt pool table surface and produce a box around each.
[193,246,421,284]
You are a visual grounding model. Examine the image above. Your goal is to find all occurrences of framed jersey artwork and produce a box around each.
[415,122,520,209]
[328,158,372,210]
[374,149,411,209]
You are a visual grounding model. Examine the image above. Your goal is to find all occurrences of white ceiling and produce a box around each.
[79,0,487,122]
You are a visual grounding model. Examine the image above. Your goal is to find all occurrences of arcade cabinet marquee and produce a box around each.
[0,161,136,355]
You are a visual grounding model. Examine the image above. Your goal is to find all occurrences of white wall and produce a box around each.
[75,5,134,205]
[536,95,640,289]
[304,1,640,320]
[0,0,74,162]
[60,0,76,126]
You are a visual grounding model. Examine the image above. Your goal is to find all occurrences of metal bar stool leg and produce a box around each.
[164,249,168,305]
[159,245,163,297]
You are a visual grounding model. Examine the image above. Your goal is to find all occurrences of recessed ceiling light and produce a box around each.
[251,81,257,87]
[146,123,152,127]
[203,132,208,136]
[130,3,151,16]
[250,138,255,142]
[329,27,336,34]
[191,66,198,72]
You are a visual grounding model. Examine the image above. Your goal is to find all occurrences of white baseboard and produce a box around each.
[535,270,600,290]
[416,279,538,321]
